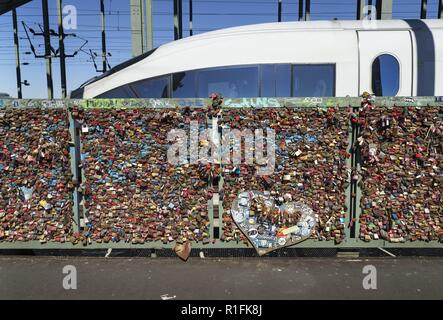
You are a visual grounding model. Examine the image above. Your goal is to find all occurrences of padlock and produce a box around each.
[76,108,211,244]
[220,108,350,242]
[358,106,442,242]
[0,108,75,243]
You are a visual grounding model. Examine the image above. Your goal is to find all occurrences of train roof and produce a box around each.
[171,19,443,38]
[71,19,443,98]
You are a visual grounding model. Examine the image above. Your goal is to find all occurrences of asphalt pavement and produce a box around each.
[1,256,442,299]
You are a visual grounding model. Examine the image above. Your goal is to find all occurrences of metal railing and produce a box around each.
[0,96,442,251]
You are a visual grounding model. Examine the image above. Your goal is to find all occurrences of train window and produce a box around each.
[129,77,169,98]
[372,54,399,96]
[261,65,275,97]
[261,64,291,97]
[96,85,134,98]
[292,64,335,97]
[196,66,259,98]
[275,65,291,97]
[172,71,196,98]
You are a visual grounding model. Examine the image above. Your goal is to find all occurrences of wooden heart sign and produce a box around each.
[230,191,316,256]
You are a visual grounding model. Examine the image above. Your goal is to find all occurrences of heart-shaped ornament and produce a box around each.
[230,191,316,256]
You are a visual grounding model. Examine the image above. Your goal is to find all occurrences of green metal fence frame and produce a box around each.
[0,97,442,250]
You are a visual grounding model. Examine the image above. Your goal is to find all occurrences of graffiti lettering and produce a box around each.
[303,97,323,106]
[224,98,281,108]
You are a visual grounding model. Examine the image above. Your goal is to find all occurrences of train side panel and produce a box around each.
[433,28,443,96]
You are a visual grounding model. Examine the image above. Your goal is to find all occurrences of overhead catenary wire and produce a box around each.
[1,0,438,98]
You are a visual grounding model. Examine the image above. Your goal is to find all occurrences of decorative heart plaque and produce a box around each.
[230,191,316,256]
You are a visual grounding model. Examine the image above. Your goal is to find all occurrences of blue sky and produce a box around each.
[0,0,441,98]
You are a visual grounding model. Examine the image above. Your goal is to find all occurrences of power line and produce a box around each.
[13,10,362,17]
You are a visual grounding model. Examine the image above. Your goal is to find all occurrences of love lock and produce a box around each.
[230,191,316,256]
[358,106,443,242]
[77,108,212,244]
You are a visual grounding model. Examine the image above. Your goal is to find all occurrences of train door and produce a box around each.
[358,30,412,96]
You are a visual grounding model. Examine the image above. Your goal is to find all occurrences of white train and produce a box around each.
[71,19,443,99]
